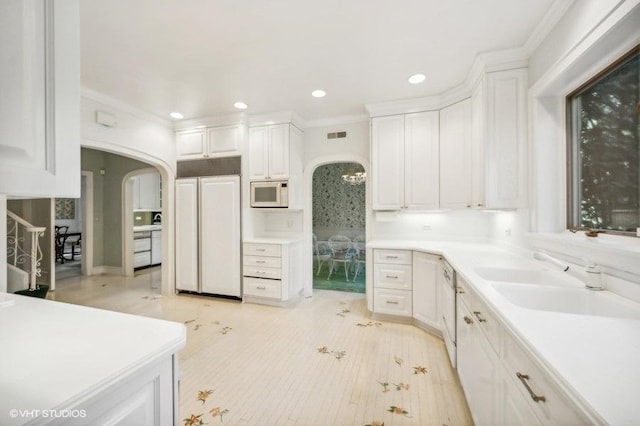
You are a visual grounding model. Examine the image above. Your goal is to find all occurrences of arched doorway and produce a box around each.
[312,162,366,293]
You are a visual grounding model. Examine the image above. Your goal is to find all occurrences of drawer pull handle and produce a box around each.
[473,311,487,322]
[256,271,266,274]
[256,248,266,252]
[386,275,399,279]
[386,255,399,259]
[256,286,266,290]
[463,316,474,324]
[386,300,399,305]
[457,288,465,294]
[516,373,546,403]
[256,260,266,264]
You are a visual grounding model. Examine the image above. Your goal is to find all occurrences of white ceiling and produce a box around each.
[80,0,559,123]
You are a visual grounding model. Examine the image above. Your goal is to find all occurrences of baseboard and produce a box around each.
[371,312,444,340]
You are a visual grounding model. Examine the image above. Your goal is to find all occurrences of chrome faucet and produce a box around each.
[153,213,162,224]
[533,250,603,290]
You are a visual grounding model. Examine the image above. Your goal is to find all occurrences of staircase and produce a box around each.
[6,210,48,297]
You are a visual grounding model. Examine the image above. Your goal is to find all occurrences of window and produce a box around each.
[567,46,639,235]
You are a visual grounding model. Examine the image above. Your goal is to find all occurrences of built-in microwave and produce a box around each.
[250,180,289,208]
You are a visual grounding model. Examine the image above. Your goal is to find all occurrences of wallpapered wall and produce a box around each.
[312,162,365,239]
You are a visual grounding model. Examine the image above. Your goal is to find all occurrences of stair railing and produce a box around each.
[7,210,46,290]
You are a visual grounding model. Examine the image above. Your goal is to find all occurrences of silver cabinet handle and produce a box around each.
[464,316,474,324]
[256,260,266,263]
[386,255,398,259]
[473,311,487,323]
[386,275,398,279]
[256,248,266,252]
[386,300,399,305]
[456,288,465,294]
[516,373,546,403]
[256,286,266,290]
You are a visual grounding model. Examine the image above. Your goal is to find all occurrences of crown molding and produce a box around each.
[248,111,307,129]
[81,87,172,128]
[173,112,248,131]
[304,114,370,128]
[522,0,577,56]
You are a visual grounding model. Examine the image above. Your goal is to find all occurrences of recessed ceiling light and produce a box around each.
[311,89,326,98]
[234,102,248,110]
[169,112,184,119]
[408,73,426,84]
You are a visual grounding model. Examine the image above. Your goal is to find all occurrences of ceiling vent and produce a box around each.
[327,131,347,140]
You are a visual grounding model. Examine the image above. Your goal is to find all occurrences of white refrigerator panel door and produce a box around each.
[199,176,241,297]
[175,179,199,292]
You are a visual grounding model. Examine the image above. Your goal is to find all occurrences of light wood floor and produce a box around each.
[49,270,472,426]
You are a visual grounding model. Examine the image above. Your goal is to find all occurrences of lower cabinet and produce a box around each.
[456,277,592,426]
[242,240,303,305]
[373,249,413,317]
[412,252,440,329]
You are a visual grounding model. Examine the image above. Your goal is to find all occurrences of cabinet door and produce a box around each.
[138,173,160,210]
[200,176,241,297]
[248,126,269,180]
[0,0,80,197]
[175,179,199,292]
[457,299,500,426]
[405,112,440,209]
[412,252,439,328]
[439,99,472,209]
[267,124,290,180]
[206,125,241,156]
[501,371,543,426]
[131,176,141,210]
[151,231,162,265]
[484,69,527,209]
[371,115,405,210]
[176,129,206,159]
[470,82,486,208]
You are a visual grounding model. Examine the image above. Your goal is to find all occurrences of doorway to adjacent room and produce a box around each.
[311,162,366,293]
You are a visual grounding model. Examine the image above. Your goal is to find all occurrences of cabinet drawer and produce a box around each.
[374,249,412,265]
[243,266,281,280]
[457,278,500,354]
[503,332,589,425]
[373,288,412,317]
[243,255,281,269]
[374,264,412,290]
[134,251,151,268]
[243,277,282,299]
[243,243,281,257]
[134,238,151,252]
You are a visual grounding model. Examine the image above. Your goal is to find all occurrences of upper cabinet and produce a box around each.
[472,68,528,209]
[176,124,243,160]
[132,172,161,211]
[371,111,440,210]
[248,123,303,181]
[0,0,80,197]
[439,100,473,209]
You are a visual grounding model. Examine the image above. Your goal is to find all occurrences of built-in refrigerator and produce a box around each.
[175,174,241,297]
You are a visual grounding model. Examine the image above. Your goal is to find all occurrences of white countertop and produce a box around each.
[0,294,185,425]
[133,225,162,232]
[369,240,640,425]
[244,237,304,245]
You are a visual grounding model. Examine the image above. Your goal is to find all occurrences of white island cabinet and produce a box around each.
[0,294,185,426]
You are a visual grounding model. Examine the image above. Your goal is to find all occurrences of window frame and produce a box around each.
[566,44,640,237]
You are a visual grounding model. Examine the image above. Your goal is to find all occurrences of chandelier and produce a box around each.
[342,170,366,185]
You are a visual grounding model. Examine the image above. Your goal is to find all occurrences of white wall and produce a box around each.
[80,90,178,295]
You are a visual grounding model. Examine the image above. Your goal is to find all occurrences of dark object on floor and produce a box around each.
[15,285,50,299]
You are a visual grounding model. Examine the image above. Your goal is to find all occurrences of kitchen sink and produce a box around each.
[490,282,640,319]
[474,266,575,286]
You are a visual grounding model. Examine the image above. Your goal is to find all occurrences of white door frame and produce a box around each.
[302,154,372,306]
[81,170,94,277]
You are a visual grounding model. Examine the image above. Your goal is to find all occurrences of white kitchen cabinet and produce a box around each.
[439,99,473,209]
[371,112,439,210]
[176,124,243,160]
[0,0,80,198]
[471,68,528,209]
[151,230,162,265]
[242,239,304,305]
[133,172,161,211]
[456,277,500,426]
[412,252,439,330]
[249,123,303,181]
[372,249,412,317]
[175,176,241,297]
